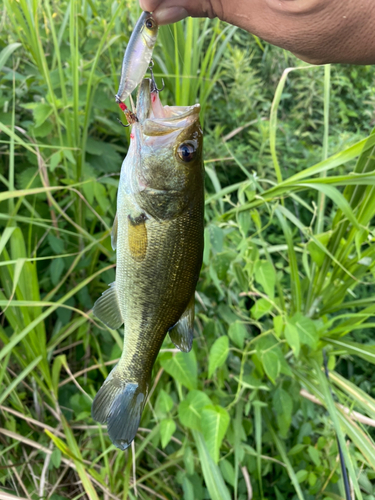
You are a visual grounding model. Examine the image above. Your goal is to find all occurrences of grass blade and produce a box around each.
[193,430,231,500]
[267,421,305,500]
[0,355,42,406]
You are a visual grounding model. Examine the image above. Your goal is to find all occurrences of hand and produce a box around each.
[139,0,375,64]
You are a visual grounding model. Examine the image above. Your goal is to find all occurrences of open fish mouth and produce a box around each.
[136,79,200,136]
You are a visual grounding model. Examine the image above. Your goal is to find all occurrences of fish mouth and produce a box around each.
[136,79,200,136]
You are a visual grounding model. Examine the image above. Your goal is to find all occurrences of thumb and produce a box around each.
[139,0,218,25]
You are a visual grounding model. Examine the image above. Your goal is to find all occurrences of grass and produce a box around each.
[1,0,375,499]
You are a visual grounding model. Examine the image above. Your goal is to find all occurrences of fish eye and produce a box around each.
[177,142,196,163]
[145,18,156,29]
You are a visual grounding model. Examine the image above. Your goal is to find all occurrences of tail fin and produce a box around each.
[91,365,148,450]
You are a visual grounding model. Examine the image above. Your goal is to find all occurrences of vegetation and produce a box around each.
[1,1,375,499]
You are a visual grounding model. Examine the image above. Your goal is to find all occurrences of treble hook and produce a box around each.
[149,59,165,93]
[117,117,130,128]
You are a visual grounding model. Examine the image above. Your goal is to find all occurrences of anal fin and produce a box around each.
[93,282,123,330]
[169,294,195,353]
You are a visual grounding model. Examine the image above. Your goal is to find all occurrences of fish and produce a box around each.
[92,79,204,450]
[116,11,159,104]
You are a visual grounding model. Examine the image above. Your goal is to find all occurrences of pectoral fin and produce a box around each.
[111,213,118,251]
[93,282,123,330]
[169,295,195,352]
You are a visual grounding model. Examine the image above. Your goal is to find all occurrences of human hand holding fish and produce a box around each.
[139,0,375,65]
[91,12,204,451]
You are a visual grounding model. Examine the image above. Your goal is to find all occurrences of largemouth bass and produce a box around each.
[92,79,204,450]
[116,11,158,103]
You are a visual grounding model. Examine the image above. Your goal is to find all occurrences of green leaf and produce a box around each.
[160,418,176,449]
[219,459,235,487]
[262,349,280,384]
[201,405,230,463]
[307,446,320,466]
[93,182,108,214]
[213,251,235,280]
[203,227,211,265]
[228,321,247,349]
[208,336,229,377]
[308,472,317,487]
[273,387,293,436]
[295,470,308,483]
[63,149,76,165]
[284,321,300,357]
[182,477,195,500]
[48,234,65,254]
[50,151,62,172]
[291,313,318,349]
[273,316,283,337]
[288,444,306,456]
[250,209,261,230]
[307,231,332,267]
[183,446,195,475]
[86,139,122,173]
[50,258,65,286]
[232,262,248,291]
[32,120,54,138]
[255,260,276,298]
[178,390,212,430]
[208,225,224,253]
[251,298,272,320]
[82,180,94,205]
[155,389,174,416]
[33,103,53,128]
[161,350,197,390]
[0,43,22,72]
[51,448,61,469]
[238,211,251,235]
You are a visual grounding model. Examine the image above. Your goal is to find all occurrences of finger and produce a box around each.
[139,0,216,25]
[139,0,188,24]
[139,0,163,12]
[153,6,189,24]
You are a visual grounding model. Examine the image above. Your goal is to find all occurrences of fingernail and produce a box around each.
[154,6,188,25]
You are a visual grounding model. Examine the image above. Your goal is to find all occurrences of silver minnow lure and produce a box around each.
[116,11,158,103]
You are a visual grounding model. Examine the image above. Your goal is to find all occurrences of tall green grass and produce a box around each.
[1,0,375,499]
